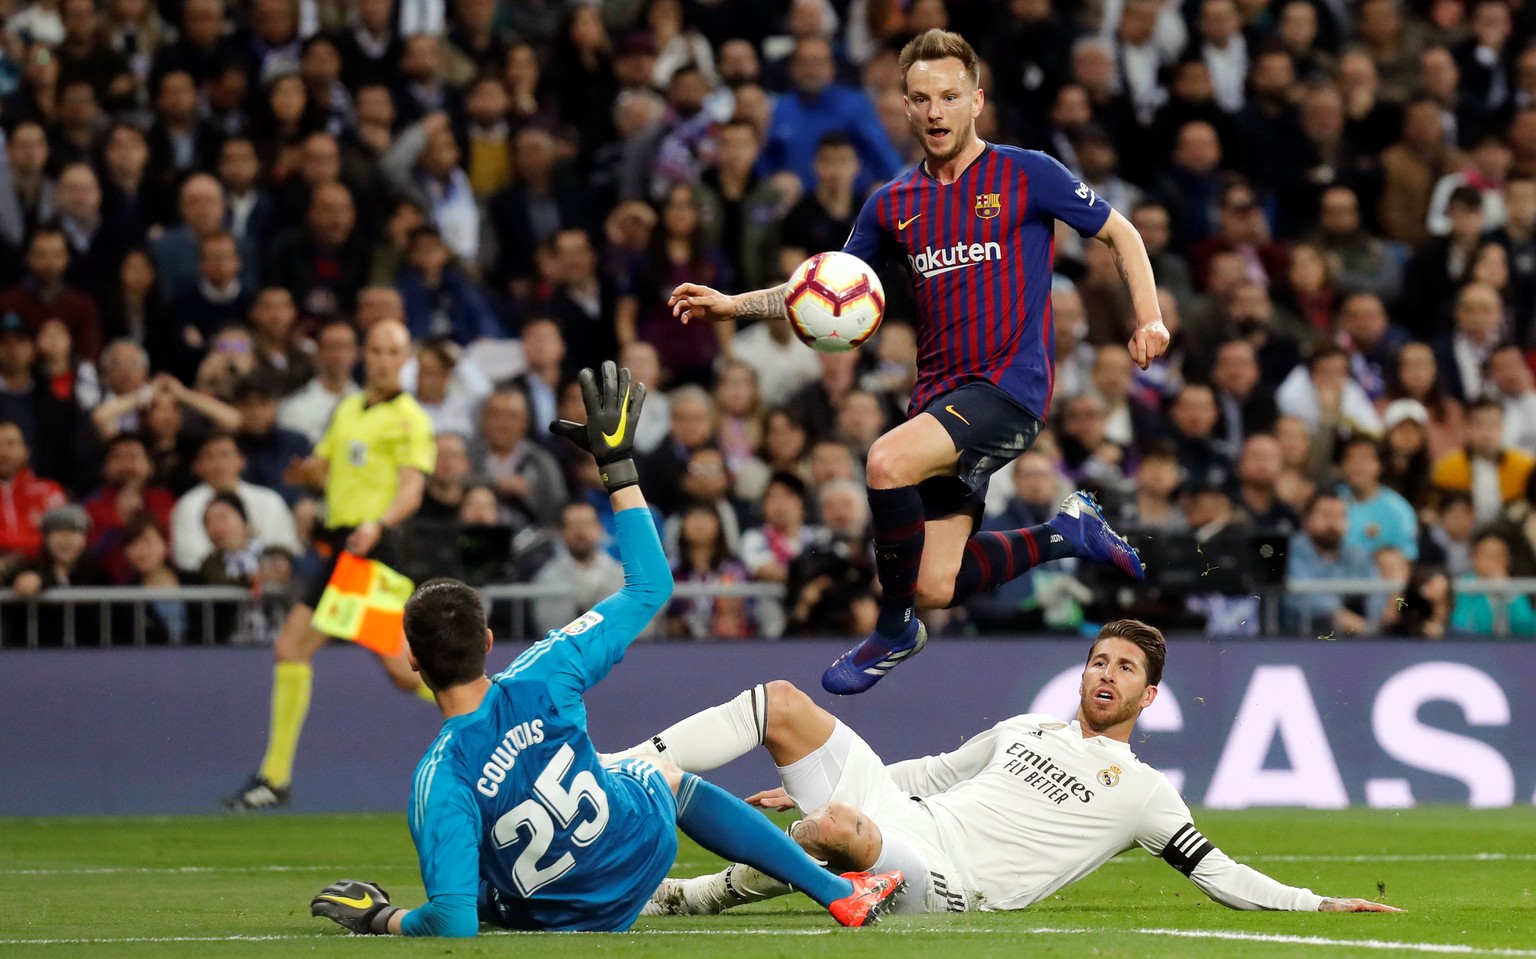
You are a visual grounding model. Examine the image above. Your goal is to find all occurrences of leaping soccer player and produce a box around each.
[670,28,1170,693]
[309,363,904,936]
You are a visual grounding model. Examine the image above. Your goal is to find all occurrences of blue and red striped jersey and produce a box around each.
[843,143,1112,422]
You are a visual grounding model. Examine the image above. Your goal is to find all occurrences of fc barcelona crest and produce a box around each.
[975,192,1002,219]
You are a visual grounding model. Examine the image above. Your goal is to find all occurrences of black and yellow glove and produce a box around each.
[311,879,401,935]
[551,360,647,493]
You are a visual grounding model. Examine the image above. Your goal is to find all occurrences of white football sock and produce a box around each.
[613,685,767,772]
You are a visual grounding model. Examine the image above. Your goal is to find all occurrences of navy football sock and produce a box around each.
[946,526,1077,608]
[868,485,926,638]
[675,774,853,907]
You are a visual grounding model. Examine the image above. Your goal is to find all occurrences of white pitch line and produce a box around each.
[3,927,1534,955]
[10,852,1531,877]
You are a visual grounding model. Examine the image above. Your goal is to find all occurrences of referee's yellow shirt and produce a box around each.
[315,391,437,529]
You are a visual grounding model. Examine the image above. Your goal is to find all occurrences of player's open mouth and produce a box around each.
[1094,689,1115,703]
[927,128,949,141]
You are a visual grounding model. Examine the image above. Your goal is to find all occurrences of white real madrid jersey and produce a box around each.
[886,714,1325,913]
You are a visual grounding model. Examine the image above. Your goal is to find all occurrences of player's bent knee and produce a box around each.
[864,439,910,489]
[914,577,956,610]
[649,758,685,793]
[764,679,811,731]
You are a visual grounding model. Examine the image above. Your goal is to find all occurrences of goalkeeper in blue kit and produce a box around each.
[310,362,904,935]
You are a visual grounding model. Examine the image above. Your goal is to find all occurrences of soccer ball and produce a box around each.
[784,251,885,353]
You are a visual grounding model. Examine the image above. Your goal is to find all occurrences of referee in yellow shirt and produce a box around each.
[229,319,436,811]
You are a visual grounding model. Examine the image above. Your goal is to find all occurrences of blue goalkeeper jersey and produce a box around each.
[400,508,677,935]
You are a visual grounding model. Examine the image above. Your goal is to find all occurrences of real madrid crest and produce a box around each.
[975,192,1001,219]
[1097,765,1122,788]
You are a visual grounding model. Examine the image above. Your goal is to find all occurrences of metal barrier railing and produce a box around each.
[0,578,1531,647]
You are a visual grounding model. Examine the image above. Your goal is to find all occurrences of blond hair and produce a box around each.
[898,29,981,92]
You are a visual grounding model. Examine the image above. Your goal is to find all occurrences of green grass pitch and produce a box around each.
[2,808,1533,958]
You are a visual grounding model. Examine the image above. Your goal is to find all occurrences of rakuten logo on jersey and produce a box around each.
[908,240,1003,279]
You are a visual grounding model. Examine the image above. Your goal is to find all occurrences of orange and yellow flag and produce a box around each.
[310,553,414,656]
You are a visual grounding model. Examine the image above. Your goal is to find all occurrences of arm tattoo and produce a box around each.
[1107,236,1132,287]
[736,285,788,319]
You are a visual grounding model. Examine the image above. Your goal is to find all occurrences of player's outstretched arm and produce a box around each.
[1093,209,1170,371]
[669,282,788,324]
[1319,898,1404,913]
[549,362,673,685]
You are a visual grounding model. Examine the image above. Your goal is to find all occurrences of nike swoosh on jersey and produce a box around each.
[946,405,970,426]
[897,214,922,230]
[318,893,374,910]
[601,385,632,447]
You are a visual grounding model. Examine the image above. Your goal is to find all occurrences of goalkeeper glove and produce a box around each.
[551,360,647,493]
[311,879,401,935]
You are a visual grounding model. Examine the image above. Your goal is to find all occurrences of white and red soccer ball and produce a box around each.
[785,251,885,353]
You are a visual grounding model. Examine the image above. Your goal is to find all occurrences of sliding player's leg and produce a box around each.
[631,757,904,926]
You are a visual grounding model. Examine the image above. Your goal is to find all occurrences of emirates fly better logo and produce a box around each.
[908,240,1004,279]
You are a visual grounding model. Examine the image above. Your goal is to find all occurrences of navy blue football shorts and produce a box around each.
[916,380,1044,525]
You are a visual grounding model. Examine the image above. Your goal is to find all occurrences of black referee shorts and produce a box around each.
[916,379,1044,524]
[300,525,408,610]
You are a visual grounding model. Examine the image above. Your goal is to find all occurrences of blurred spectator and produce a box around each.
[1451,532,1536,635]
[0,313,78,483]
[532,500,625,636]
[619,340,670,455]
[232,372,312,504]
[0,419,67,574]
[639,384,716,515]
[1285,490,1376,635]
[56,163,129,305]
[1485,176,1536,344]
[382,113,481,262]
[196,491,263,587]
[833,388,886,459]
[218,137,276,251]
[629,183,729,386]
[0,225,102,361]
[758,35,899,194]
[170,232,252,368]
[171,432,299,572]
[1313,185,1403,301]
[1190,180,1288,291]
[759,407,809,480]
[81,432,175,583]
[968,450,1077,631]
[663,444,743,552]
[264,181,369,321]
[335,0,403,90]
[1117,440,1185,530]
[667,501,754,640]
[7,505,109,643]
[1402,185,1484,338]
[1485,342,1536,450]
[36,317,99,411]
[420,432,473,520]
[541,229,622,377]
[781,132,859,258]
[119,516,185,641]
[1431,398,1536,523]
[713,360,765,493]
[1056,391,1126,491]
[1274,242,1337,336]
[1210,338,1279,447]
[1165,383,1237,491]
[1381,399,1436,510]
[469,386,566,527]
[507,316,563,438]
[1234,433,1299,532]
[700,118,782,298]
[1338,436,1420,560]
[152,174,258,307]
[0,122,57,249]
[100,248,164,349]
[1381,563,1455,638]
[1336,292,1409,403]
[1433,281,1505,403]
[1379,97,1464,249]
[785,477,876,636]
[1276,344,1384,437]
[484,127,586,299]
[248,287,311,394]
[396,225,500,344]
[733,317,822,410]
[1385,341,1464,460]
[410,337,489,437]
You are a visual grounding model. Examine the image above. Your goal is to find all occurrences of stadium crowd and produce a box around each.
[0,0,1533,646]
